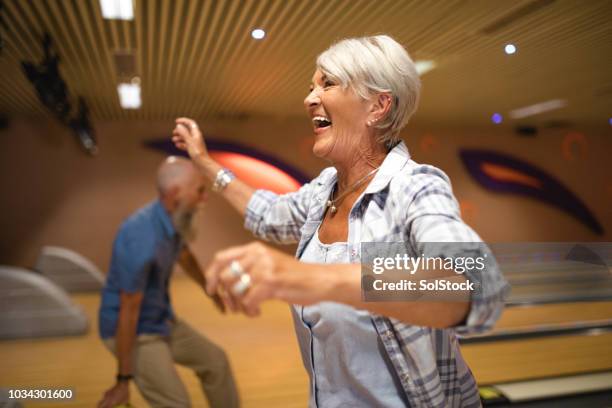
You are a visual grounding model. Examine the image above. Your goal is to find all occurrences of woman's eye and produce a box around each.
[324,80,334,88]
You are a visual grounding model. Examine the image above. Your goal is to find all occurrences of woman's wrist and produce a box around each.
[272,259,322,305]
[275,262,356,305]
[193,152,212,168]
[320,264,359,304]
[194,154,222,181]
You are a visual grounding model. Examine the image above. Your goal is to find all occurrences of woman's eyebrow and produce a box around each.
[309,74,326,88]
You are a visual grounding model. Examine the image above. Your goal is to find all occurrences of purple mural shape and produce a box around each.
[460,149,603,235]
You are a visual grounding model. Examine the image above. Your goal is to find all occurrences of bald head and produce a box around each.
[157,156,199,195]
[156,156,207,238]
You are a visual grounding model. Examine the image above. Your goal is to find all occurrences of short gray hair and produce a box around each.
[316,35,421,148]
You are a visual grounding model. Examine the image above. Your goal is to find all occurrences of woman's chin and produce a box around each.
[311,141,333,159]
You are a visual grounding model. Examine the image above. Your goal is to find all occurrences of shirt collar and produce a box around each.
[316,141,411,194]
[153,199,177,239]
[365,141,411,194]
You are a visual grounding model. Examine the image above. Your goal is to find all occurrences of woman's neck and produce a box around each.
[334,145,387,193]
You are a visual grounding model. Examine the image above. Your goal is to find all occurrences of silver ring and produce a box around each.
[229,260,244,278]
[232,273,252,296]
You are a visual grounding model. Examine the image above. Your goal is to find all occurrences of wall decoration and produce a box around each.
[460,149,603,235]
[458,199,478,223]
[561,132,588,162]
[419,134,439,153]
[144,138,309,194]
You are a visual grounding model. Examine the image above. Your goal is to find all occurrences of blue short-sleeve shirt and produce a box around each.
[99,200,183,339]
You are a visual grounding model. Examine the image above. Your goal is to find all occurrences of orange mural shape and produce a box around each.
[561,132,588,162]
[481,163,542,189]
[209,152,302,194]
[458,199,478,221]
[420,134,439,153]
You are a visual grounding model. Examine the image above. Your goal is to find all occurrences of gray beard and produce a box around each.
[172,205,197,242]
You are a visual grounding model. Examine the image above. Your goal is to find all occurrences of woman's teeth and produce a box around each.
[313,116,332,128]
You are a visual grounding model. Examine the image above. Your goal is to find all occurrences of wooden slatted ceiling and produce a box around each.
[0,0,610,126]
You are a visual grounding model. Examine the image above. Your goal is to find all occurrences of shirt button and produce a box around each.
[402,373,410,382]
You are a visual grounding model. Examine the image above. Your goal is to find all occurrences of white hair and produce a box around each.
[316,35,421,148]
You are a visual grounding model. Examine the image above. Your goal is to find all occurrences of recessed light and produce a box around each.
[100,0,133,20]
[509,99,567,119]
[251,29,266,40]
[117,83,141,109]
[504,44,517,55]
[415,60,436,76]
[492,113,503,124]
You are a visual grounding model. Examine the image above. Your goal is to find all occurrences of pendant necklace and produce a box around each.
[326,166,380,215]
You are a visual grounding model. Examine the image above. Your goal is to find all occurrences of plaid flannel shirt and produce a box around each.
[245,141,510,407]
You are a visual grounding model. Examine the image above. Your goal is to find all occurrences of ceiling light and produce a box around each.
[504,44,517,54]
[415,60,436,76]
[117,83,141,109]
[251,29,266,40]
[491,113,503,124]
[100,0,134,20]
[509,99,567,119]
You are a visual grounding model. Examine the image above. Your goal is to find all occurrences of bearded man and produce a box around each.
[97,156,239,408]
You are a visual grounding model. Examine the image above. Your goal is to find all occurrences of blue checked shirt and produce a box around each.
[245,141,510,407]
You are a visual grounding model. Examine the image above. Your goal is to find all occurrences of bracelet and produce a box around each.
[116,374,134,383]
[212,168,236,192]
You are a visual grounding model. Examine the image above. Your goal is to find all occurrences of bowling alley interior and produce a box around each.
[1,1,611,407]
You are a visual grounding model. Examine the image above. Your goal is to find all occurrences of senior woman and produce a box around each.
[172,35,509,407]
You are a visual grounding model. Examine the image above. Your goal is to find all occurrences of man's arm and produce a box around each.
[98,291,143,408]
[178,246,225,312]
[116,291,144,376]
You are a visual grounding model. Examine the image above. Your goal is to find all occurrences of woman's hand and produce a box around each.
[204,242,325,316]
[172,117,209,161]
[171,117,255,218]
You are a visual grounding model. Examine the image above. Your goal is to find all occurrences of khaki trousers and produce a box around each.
[103,319,239,408]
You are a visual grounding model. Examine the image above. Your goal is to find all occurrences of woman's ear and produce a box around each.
[369,92,392,123]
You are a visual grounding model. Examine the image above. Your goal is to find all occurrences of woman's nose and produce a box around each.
[304,89,320,108]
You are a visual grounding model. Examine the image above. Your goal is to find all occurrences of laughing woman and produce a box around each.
[172,35,509,407]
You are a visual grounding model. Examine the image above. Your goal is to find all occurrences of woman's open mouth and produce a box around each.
[312,116,332,134]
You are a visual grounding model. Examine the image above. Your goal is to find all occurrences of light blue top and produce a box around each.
[292,227,407,407]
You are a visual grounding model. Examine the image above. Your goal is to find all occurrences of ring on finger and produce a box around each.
[190,123,198,129]
[229,260,244,278]
[232,273,252,296]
